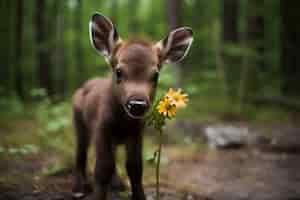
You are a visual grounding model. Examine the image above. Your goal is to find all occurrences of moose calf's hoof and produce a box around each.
[72,182,93,199]
[110,175,128,192]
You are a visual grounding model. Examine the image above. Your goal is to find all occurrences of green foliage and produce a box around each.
[2,0,294,124]
[0,144,39,157]
[0,95,25,118]
[42,163,71,176]
[32,89,72,150]
[156,65,176,97]
[223,43,257,59]
[0,146,4,155]
[30,88,48,99]
[145,150,158,165]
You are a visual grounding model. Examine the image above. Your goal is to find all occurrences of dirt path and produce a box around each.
[0,155,208,200]
[1,148,299,200]
[165,149,300,200]
[1,121,300,200]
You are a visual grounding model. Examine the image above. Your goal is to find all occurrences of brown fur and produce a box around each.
[73,15,192,199]
[72,41,160,200]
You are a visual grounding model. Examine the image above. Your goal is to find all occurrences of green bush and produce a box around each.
[0,144,39,157]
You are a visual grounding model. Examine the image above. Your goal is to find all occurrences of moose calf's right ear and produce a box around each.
[156,27,193,64]
[89,12,121,63]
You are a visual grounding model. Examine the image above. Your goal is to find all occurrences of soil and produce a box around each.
[1,123,300,200]
[166,149,300,200]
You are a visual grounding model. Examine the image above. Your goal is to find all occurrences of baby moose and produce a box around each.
[72,12,193,200]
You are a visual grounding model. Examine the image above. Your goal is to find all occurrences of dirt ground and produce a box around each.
[1,123,300,200]
[166,149,300,200]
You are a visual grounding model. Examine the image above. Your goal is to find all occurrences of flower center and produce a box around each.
[166,104,173,110]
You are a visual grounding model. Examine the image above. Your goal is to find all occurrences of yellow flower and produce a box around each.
[156,97,177,118]
[165,88,188,108]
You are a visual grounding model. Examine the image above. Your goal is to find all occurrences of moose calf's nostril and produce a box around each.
[127,100,148,117]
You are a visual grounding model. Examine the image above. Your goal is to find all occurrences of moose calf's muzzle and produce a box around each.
[126,99,148,118]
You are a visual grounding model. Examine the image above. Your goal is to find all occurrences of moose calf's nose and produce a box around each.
[127,100,148,117]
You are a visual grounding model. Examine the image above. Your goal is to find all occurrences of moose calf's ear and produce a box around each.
[89,12,121,62]
[156,27,193,64]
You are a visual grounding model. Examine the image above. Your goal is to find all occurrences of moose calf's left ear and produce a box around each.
[89,12,121,63]
[156,27,193,64]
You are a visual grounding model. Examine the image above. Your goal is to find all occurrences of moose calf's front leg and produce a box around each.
[72,109,92,197]
[93,134,115,200]
[126,135,146,200]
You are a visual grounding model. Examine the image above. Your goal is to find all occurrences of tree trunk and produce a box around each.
[74,0,84,87]
[0,0,13,95]
[110,0,118,25]
[52,0,66,97]
[35,0,53,96]
[166,0,182,86]
[280,1,300,97]
[15,0,24,98]
[223,0,239,43]
[222,0,239,101]
[167,0,181,30]
[239,0,264,105]
[128,0,139,34]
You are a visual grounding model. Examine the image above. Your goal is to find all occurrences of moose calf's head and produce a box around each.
[89,13,193,119]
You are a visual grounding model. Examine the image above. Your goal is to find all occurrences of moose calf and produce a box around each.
[72,12,193,200]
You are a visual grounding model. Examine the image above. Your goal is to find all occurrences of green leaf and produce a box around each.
[0,146,5,154]
[8,148,19,155]
[23,144,39,154]
[145,150,158,164]
[42,163,68,176]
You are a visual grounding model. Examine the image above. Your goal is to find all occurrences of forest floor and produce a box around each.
[1,120,300,200]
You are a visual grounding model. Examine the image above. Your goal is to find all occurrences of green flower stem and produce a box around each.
[156,128,163,200]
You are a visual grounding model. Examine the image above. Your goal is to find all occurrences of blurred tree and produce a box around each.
[239,0,264,103]
[35,0,53,96]
[280,0,300,97]
[110,0,118,24]
[222,0,240,101]
[166,0,182,85]
[74,0,84,87]
[1,0,295,116]
[128,0,139,34]
[0,0,13,95]
[263,0,280,93]
[145,0,165,38]
[223,0,239,43]
[52,0,66,97]
[167,0,181,30]
[15,0,24,98]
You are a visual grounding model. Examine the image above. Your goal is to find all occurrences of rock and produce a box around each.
[203,125,249,149]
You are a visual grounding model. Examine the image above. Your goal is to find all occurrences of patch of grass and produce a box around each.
[41,162,72,176]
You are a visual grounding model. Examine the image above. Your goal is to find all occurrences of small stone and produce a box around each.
[187,194,194,200]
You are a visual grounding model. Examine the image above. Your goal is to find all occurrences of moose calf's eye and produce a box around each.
[116,68,122,83]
